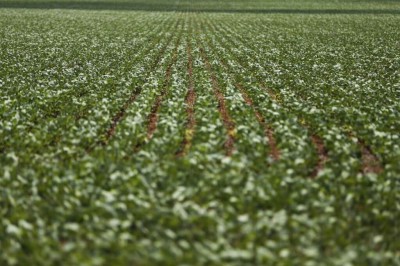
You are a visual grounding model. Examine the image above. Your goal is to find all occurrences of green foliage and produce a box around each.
[0,1,399,265]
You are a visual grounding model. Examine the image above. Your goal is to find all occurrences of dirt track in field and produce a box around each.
[90,17,384,176]
[146,31,182,141]
[176,39,196,157]
[310,134,328,177]
[358,138,383,174]
[200,47,236,156]
[236,83,280,161]
[103,87,141,145]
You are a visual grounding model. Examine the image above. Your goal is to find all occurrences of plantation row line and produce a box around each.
[85,15,384,177]
[202,16,383,175]
[209,16,389,172]
[1,12,386,178]
[1,13,177,159]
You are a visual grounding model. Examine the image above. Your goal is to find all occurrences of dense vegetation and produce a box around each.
[0,0,399,265]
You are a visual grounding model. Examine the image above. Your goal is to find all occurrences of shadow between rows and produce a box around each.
[0,1,399,15]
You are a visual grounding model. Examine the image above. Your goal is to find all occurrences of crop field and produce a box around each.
[0,0,400,265]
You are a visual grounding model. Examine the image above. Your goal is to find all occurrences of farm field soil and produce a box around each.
[0,0,400,265]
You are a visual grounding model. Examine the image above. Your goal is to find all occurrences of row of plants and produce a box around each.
[1,8,399,266]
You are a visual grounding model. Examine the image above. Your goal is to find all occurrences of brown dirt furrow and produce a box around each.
[86,24,179,154]
[176,41,196,157]
[200,38,279,161]
[146,34,181,141]
[146,94,163,140]
[310,134,328,178]
[358,138,383,174]
[199,47,235,156]
[101,33,176,147]
[236,83,280,161]
[261,84,330,176]
[202,26,331,175]
[102,87,141,145]
[346,132,383,174]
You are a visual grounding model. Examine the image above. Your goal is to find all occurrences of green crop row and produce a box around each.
[0,5,399,266]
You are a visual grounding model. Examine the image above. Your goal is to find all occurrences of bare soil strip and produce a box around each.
[199,47,235,156]
[176,41,196,157]
[258,85,330,176]
[146,32,182,141]
[76,23,174,124]
[218,24,382,175]
[85,23,179,153]
[102,87,141,145]
[236,83,280,161]
[205,22,331,175]
[264,85,331,177]
[358,138,383,174]
[200,34,280,161]
[310,135,328,177]
[104,33,175,145]
[146,92,165,140]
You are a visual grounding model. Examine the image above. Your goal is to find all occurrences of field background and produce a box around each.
[0,0,399,265]
[1,0,400,13]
